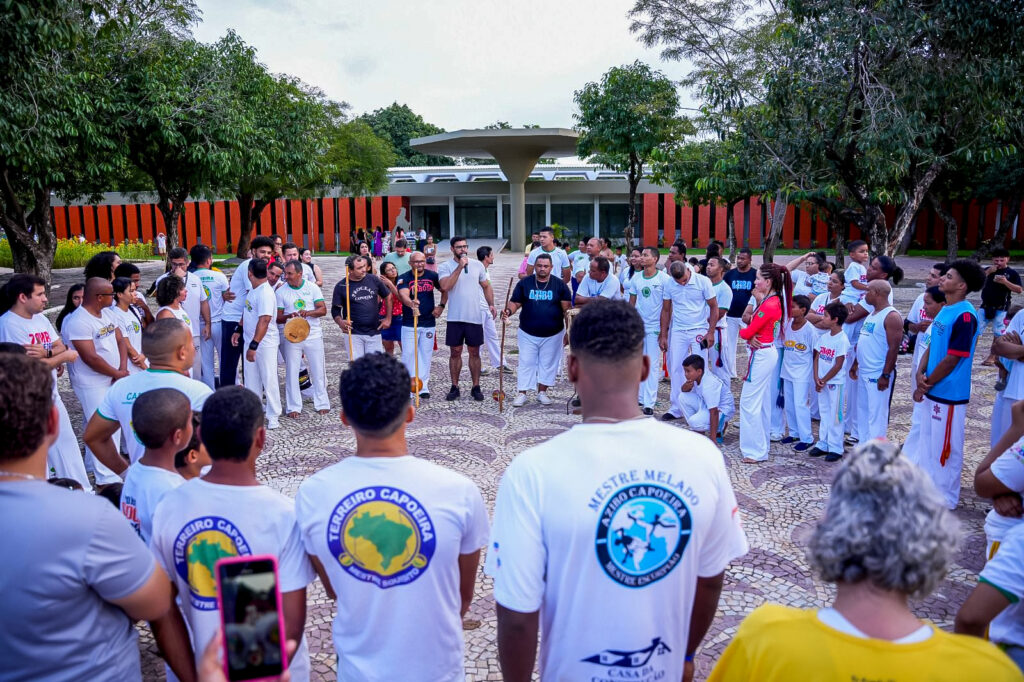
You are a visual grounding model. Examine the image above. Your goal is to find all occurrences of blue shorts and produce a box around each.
[381,321,402,342]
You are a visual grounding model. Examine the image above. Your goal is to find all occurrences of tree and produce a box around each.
[323,117,395,197]
[574,61,687,247]
[358,103,454,167]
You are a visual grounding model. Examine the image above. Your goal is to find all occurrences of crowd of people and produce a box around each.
[2,228,1024,681]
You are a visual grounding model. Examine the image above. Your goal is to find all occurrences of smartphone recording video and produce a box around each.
[215,556,287,682]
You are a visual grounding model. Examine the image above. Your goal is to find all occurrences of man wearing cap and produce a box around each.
[277,260,330,417]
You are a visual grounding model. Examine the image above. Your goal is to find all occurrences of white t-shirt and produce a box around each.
[437,258,489,324]
[692,371,735,421]
[95,369,212,463]
[157,305,192,337]
[156,234,166,249]
[809,293,838,344]
[222,258,254,323]
[1000,313,1024,400]
[663,272,715,331]
[121,463,184,544]
[150,479,315,682]
[781,320,816,384]
[627,271,672,332]
[487,420,748,682]
[0,311,62,396]
[194,268,230,323]
[980,521,1024,647]
[243,282,280,345]
[527,246,571,273]
[712,279,733,329]
[791,269,808,296]
[857,306,898,378]
[109,306,143,370]
[572,254,590,278]
[907,292,926,327]
[841,261,868,303]
[276,281,325,340]
[296,455,489,682]
[578,274,622,301]
[912,324,934,379]
[156,272,207,337]
[815,330,850,385]
[62,306,121,386]
[984,435,1024,551]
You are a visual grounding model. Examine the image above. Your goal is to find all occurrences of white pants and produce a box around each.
[809,384,821,420]
[843,321,863,435]
[815,383,846,454]
[187,336,202,383]
[52,393,92,490]
[680,387,734,433]
[243,342,282,421]
[904,398,967,509]
[638,332,662,408]
[200,322,221,390]
[482,308,502,368]
[993,392,1016,448]
[72,380,121,485]
[282,336,330,413]
[724,317,744,379]
[783,378,814,443]
[402,325,436,395]
[739,345,778,461]
[708,326,731,384]
[516,329,563,392]
[349,334,383,362]
[770,351,785,439]
[668,328,707,417]
[855,374,893,444]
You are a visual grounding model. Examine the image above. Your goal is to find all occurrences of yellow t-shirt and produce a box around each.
[707,604,1022,682]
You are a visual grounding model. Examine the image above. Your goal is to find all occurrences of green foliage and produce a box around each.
[0,238,154,269]
[358,103,454,167]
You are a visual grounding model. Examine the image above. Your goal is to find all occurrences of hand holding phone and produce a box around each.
[215,556,288,682]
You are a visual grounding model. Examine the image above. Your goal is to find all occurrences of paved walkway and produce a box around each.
[48,252,1003,681]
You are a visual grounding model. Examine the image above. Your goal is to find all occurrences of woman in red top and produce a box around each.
[739,263,793,463]
[379,261,404,355]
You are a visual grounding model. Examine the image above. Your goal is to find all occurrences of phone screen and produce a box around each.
[217,558,285,681]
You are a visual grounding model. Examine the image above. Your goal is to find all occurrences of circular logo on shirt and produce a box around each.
[294,298,306,310]
[202,284,211,299]
[173,516,252,610]
[641,286,651,298]
[595,485,691,588]
[326,486,435,589]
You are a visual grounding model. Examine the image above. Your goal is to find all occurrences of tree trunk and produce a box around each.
[864,205,888,258]
[762,192,787,263]
[725,197,740,261]
[973,195,1022,261]
[927,193,960,262]
[831,215,848,269]
[0,182,57,294]
[155,189,186,251]
[625,171,639,249]
[885,160,944,256]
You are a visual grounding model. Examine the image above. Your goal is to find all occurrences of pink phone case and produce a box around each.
[214,554,289,682]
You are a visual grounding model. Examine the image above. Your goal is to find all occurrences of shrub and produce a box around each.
[0,238,156,269]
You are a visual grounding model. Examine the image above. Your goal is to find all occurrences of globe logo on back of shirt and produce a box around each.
[326,486,436,589]
[173,516,253,610]
[595,485,691,588]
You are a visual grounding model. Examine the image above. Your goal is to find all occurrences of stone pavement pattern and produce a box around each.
[50,252,1001,681]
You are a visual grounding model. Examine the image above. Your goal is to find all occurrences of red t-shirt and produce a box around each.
[740,295,783,345]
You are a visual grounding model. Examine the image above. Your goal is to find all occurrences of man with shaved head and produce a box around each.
[85,318,212,474]
[849,280,903,443]
[61,277,128,485]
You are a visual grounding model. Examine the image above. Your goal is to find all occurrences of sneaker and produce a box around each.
[267,419,280,430]
[661,413,679,422]
[793,442,813,452]
[770,434,784,443]
[996,378,1008,392]
[501,365,514,374]
[419,392,430,400]
[445,386,460,401]
[780,436,797,445]
[512,393,528,407]
[824,451,844,462]
[471,385,485,401]
[536,392,552,406]
[844,434,859,445]
[642,407,654,416]
[479,367,489,376]
[807,447,826,457]
[571,397,581,407]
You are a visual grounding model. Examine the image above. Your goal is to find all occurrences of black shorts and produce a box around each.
[445,321,484,348]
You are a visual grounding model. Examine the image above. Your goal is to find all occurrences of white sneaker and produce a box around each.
[512,393,528,407]
[536,392,552,406]
[267,419,280,430]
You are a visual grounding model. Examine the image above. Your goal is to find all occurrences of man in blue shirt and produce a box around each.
[905,258,986,509]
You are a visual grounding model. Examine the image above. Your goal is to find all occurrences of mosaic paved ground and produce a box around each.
[52,252,1003,681]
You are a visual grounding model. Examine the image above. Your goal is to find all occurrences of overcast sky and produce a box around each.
[193,0,696,132]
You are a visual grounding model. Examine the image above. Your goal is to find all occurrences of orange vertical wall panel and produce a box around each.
[966,201,981,249]
[305,199,318,249]
[67,206,82,239]
[750,198,764,249]
[125,205,140,242]
[355,197,368,232]
[198,202,212,247]
[732,201,746,248]
[780,204,794,248]
[289,199,304,244]
[322,199,336,252]
[213,202,227,253]
[140,205,154,243]
[83,206,97,242]
[714,204,728,244]
[696,204,711,246]
[228,202,241,251]
[663,194,677,246]
[96,206,110,245]
[642,193,659,246]
[184,203,198,248]
[339,199,352,252]
[680,204,694,246]
[271,199,286,237]
[53,206,68,239]
[983,200,998,240]
[813,207,828,248]
[386,196,404,234]
[110,205,124,246]
[370,196,384,231]
[797,204,811,249]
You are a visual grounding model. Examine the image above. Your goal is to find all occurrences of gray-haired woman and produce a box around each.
[707,441,1021,681]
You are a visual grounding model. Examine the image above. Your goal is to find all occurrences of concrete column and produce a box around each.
[509,182,526,252]
[496,195,503,240]
[593,196,601,238]
[448,195,456,239]
[545,195,551,226]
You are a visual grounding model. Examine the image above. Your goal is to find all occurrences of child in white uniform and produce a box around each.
[779,295,816,450]
[679,354,735,443]
[811,302,850,461]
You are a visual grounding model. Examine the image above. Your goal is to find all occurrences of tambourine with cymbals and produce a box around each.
[283,316,310,343]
